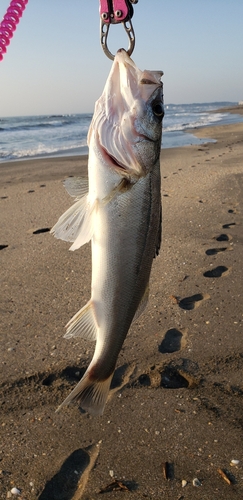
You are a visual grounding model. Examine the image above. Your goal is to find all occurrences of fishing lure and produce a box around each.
[0,0,28,61]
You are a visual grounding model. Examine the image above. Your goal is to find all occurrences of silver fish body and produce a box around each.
[51,49,163,415]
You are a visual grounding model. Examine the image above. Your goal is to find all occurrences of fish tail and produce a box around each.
[56,367,113,416]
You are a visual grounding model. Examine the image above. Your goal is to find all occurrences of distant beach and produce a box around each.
[1,110,243,499]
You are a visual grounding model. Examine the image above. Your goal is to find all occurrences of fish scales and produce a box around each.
[90,170,161,378]
[51,49,164,415]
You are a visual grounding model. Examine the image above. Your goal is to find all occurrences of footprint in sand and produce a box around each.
[203,266,229,278]
[205,247,232,256]
[179,293,210,311]
[39,443,101,500]
[161,366,198,389]
[136,360,198,390]
[109,364,135,396]
[222,222,236,229]
[132,356,200,391]
[159,328,188,353]
[33,228,51,234]
[214,233,232,242]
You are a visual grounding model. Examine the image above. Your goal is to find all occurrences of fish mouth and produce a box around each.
[137,133,155,143]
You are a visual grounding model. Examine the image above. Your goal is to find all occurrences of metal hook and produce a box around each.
[100,18,135,61]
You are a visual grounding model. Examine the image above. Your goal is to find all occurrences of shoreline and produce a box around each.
[212,104,243,115]
[1,118,243,498]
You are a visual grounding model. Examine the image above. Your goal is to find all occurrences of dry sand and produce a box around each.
[1,117,243,499]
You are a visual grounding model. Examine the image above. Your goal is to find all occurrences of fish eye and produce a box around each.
[152,102,164,118]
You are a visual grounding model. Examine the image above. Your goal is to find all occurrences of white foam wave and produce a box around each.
[0,140,88,161]
[164,113,226,132]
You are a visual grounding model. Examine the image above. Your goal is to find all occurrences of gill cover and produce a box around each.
[88,49,164,177]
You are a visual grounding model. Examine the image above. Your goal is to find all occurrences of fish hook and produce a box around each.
[99,0,138,60]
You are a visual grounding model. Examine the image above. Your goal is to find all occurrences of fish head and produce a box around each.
[89,49,164,179]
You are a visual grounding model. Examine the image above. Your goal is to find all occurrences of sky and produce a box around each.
[0,0,243,117]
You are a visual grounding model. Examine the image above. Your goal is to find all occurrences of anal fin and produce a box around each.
[65,300,98,341]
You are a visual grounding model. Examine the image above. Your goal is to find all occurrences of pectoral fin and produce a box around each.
[51,195,97,250]
[63,177,89,199]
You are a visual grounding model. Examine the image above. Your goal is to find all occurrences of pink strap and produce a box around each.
[99,0,129,23]
[0,0,28,62]
[99,0,111,22]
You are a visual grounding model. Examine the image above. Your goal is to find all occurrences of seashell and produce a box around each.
[230,459,240,466]
[192,478,202,487]
[10,487,21,495]
[182,479,187,487]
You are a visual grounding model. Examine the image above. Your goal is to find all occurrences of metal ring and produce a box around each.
[100,19,135,61]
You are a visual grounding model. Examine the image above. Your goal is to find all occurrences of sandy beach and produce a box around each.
[1,113,243,499]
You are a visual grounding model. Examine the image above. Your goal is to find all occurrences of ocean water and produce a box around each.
[0,102,242,163]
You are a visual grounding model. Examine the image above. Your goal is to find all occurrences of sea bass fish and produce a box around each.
[51,49,164,416]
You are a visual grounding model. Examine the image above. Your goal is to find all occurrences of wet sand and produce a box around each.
[1,117,243,499]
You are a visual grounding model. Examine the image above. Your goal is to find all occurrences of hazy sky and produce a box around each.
[1,0,243,117]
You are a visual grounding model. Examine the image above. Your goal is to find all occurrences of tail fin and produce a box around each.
[56,368,113,416]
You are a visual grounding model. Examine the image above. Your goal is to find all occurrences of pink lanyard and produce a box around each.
[0,1,138,63]
[0,0,28,62]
